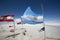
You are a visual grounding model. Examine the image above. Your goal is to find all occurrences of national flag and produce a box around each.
[17,22,21,25]
[0,14,14,22]
[10,29,15,32]
[9,26,12,27]
[21,7,43,24]
[0,16,4,21]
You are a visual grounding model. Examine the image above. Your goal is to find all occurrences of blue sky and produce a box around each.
[0,0,60,23]
[44,0,60,23]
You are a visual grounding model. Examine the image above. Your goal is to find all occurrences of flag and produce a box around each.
[21,7,43,24]
[9,26,12,27]
[0,16,4,21]
[0,14,14,22]
[15,18,21,24]
[10,29,15,32]
[17,22,21,25]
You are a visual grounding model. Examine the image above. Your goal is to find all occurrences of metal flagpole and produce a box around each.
[41,3,46,40]
[13,17,16,38]
[21,16,23,28]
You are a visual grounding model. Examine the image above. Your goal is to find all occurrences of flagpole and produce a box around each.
[21,16,24,28]
[13,17,16,38]
[41,3,46,40]
[21,16,24,30]
[21,16,23,28]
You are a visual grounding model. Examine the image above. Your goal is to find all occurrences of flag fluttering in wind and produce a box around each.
[0,14,14,22]
[9,26,12,27]
[15,18,21,25]
[21,7,43,24]
[10,29,15,32]
[17,22,21,25]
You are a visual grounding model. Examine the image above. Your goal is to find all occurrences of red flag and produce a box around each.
[0,15,14,22]
[17,22,21,25]
[9,26,12,27]
[0,16,4,21]
[10,29,15,32]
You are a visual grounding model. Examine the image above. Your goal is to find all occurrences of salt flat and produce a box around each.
[0,23,44,40]
[45,23,60,40]
[1,23,60,40]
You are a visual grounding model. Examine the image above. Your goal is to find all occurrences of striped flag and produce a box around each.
[17,22,21,25]
[21,7,43,24]
[0,14,14,22]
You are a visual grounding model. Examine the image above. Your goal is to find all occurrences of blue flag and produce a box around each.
[21,7,43,24]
